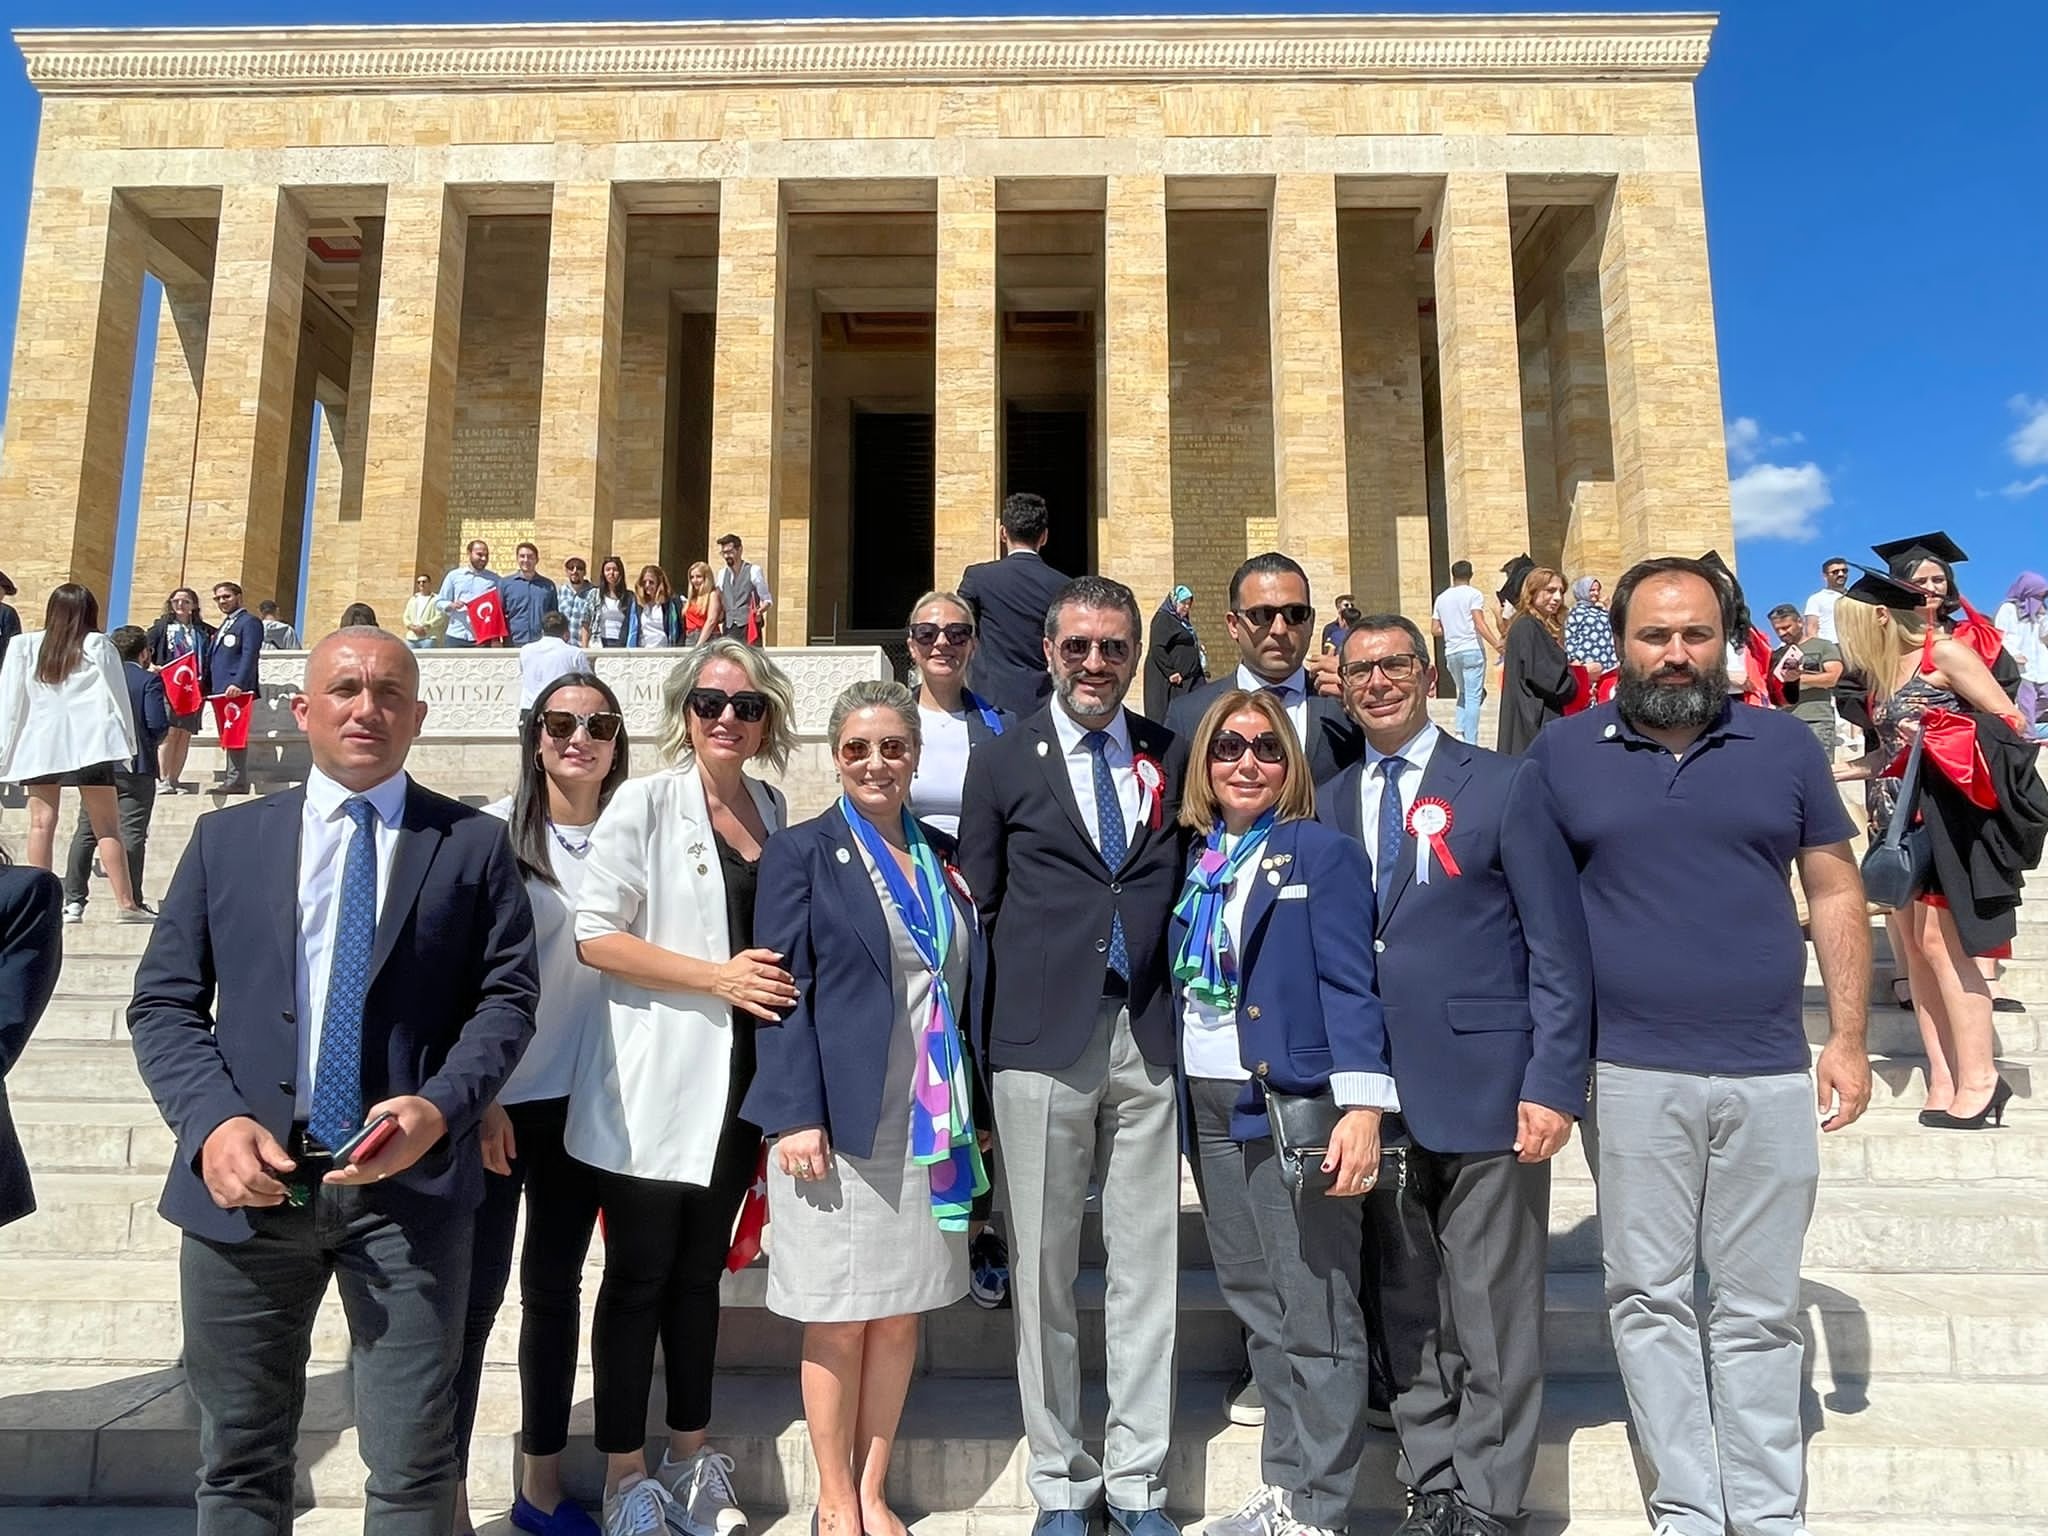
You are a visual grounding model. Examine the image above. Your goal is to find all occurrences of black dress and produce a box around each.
[1145,606,1205,721]
[1497,617,1578,756]
[715,830,760,1099]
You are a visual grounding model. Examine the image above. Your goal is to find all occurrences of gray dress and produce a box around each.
[764,837,971,1323]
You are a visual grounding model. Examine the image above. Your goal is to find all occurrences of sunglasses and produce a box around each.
[687,688,770,723]
[539,709,623,742]
[1055,635,1133,666]
[838,736,913,765]
[1235,603,1314,629]
[1209,730,1287,765]
[908,622,975,647]
[1340,653,1426,683]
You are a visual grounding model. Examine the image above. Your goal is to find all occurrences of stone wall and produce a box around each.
[448,216,548,570]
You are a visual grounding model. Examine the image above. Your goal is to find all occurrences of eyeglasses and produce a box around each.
[686,688,770,723]
[539,709,623,742]
[1340,653,1427,683]
[1055,635,1133,666]
[1209,730,1287,764]
[838,736,913,765]
[908,622,975,647]
[1235,603,1315,630]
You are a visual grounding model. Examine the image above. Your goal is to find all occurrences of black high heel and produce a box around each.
[1921,1077,2014,1130]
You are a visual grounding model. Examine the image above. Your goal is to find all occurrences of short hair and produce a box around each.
[540,611,570,638]
[828,679,921,754]
[111,624,149,662]
[907,589,974,629]
[467,539,489,555]
[1044,574,1141,643]
[339,601,379,627]
[1451,560,1474,581]
[1000,492,1050,544]
[1608,557,1737,644]
[212,580,242,597]
[310,625,419,696]
[1766,603,1802,625]
[1822,555,1849,570]
[655,636,797,772]
[257,599,277,615]
[717,532,742,549]
[1335,593,1356,607]
[1340,612,1431,660]
[1228,552,1310,611]
[1178,689,1316,830]
[516,541,539,558]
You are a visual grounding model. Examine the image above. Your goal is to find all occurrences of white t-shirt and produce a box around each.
[599,595,628,642]
[1433,585,1488,652]
[910,702,974,839]
[485,799,602,1105]
[1804,587,1843,643]
[517,636,587,709]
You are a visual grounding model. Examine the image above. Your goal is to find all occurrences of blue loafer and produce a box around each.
[1108,1507,1180,1536]
[1033,1511,1096,1536]
[511,1492,603,1536]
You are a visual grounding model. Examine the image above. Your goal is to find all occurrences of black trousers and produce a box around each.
[1369,1133,1551,1527]
[62,768,155,906]
[585,1114,759,1454]
[453,1097,600,1473]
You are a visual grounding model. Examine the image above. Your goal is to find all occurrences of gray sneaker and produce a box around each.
[1204,1484,1288,1536]
[604,1478,676,1536]
[657,1446,746,1536]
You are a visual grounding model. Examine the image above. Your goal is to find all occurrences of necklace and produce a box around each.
[548,820,593,858]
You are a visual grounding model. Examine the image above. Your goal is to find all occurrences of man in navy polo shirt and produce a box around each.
[1528,556,1870,1536]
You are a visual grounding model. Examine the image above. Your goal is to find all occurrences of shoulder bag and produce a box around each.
[1860,726,1932,911]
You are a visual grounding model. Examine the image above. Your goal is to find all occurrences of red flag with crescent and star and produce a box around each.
[725,1142,769,1273]
[161,651,203,717]
[208,694,253,751]
[463,588,510,644]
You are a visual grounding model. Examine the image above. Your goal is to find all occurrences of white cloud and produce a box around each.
[1725,416,1762,465]
[1730,461,1833,542]
[2009,395,2048,468]
[2000,473,2048,500]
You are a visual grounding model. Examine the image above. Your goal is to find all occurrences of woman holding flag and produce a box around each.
[749,678,991,1536]
[144,587,212,793]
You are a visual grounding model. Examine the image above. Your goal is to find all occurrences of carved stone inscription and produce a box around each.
[450,422,540,561]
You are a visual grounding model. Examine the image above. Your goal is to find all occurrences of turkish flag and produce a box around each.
[209,694,252,751]
[464,588,509,644]
[162,651,204,716]
[725,1142,769,1273]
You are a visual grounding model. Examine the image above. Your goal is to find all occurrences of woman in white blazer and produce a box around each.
[0,584,149,919]
[573,637,798,1536]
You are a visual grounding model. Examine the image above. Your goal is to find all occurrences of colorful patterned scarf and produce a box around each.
[1171,810,1277,1010]
[839,798,989,1232]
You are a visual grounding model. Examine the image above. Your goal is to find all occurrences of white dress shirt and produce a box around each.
[1358,721,1442,886]
[517,635,588,709]
[484,799,601,1104]
[1049,702,1141,850]
[1235,663,1310,745]
[294,766,409,1118]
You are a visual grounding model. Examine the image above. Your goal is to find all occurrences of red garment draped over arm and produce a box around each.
[1886,707,1998,810]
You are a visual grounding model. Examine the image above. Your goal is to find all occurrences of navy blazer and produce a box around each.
[957,550,1068,717]
[1165,675,1364,786]
[124,663,169,779]
[747,811,988,1159]
[206,606,263,696]
[1317,732,1592,1154]
[0,866,64,1229]
[128,780,539,1243]
[1168,817,1391,1142]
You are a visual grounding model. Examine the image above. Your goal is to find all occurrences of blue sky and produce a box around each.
[1,0,2043,626]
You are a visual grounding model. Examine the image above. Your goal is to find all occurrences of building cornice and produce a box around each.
[15,13,1716,97]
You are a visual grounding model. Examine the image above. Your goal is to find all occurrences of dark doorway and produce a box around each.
[849,410,935,631]
[1005,404,1091,578]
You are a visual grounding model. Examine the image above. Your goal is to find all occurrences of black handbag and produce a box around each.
[1860,726,1933,911]
[1263,1085,1405,1200]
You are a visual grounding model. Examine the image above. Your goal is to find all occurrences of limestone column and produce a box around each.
[1595,168,1731,561]
[1098,175,1173,600]
[1268,174,1352,610]
[1518,311,1562,567]
[533,182,626,569]
[933,177,1000,591]
[706,178,784,641]
[126,281,211,620]
[357,189,468,621]
[772,281,816,645]
[1337,215,1430,630]
[1430,172,1531,593]
[0,184,146,612]
[304,218,381,639]
[1545,248,1621,582]
[184,185,310,596]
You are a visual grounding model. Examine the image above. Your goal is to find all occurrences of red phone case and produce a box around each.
[347,1115,400,1164]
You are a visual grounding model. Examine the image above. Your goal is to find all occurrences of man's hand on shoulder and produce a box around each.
[201,1116,295,1209]
[323,1095,449,1185]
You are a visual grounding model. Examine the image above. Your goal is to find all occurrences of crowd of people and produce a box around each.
[0,499,2041,1536]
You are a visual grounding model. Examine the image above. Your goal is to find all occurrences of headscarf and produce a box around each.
[1570,575,1602,606]
[2005,572,2048,623]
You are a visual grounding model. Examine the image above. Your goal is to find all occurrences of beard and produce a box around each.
[1616,654,1729,732]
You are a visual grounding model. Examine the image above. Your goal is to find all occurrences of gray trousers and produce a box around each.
[1591,1063,1819,1536]
[180,1183,473,1535]
[62,768,155,907]
[1188,1079,1370,1529]
[994,1001,1180,1512]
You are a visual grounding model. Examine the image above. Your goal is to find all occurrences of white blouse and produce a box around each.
[484,800,603,1105]
[0,631,140,783]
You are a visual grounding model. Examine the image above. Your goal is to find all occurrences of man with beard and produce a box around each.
[1527,557,1871,1536]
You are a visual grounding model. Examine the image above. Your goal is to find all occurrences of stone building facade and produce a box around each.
[0,13,1732,645]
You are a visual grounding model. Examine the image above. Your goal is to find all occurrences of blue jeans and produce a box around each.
[1447,647,1487,742]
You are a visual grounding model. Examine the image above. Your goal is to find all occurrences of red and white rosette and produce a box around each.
[1133,753,1166,830]
[1406,796,1461,884]
[944,861,975,906]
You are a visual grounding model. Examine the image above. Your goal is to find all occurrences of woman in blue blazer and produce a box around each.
[1169,688,1395,1536]
[749,679,991,1536]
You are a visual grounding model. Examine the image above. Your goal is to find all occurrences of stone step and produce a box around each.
[4,1364,2042,1520]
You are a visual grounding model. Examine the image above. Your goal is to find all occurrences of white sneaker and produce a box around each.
[605,1477,677,1536]
[1204,1484,1289,1536]
[658,1446,747,1536]
[62,901,84,925]
[1270,1519,1340,1536]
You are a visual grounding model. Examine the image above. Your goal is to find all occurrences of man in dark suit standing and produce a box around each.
[1319,614,1592,1536]
[956,491,1068,717]
[62,624,169,920]
[207,579,265,794]
[129,625,538,1535]
[1167,552,1362,783]
[0,853,63,1231]
[958,576,1183,1536]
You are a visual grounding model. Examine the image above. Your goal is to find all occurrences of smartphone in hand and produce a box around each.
[332,1112,399,1166]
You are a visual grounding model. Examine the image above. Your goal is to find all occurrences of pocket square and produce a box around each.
[1277,883,1309,901]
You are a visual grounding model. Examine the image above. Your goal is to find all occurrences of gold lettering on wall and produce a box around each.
[449,422,539,567]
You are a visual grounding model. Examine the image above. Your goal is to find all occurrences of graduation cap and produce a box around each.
[1840,564,1936,612]
[1871,531,1968,569]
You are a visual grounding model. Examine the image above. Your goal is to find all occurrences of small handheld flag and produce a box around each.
[209,694,253,751]
[162,651,203,716]
[463,588,509,643]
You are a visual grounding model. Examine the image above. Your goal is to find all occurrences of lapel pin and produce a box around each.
[696,864,709,876]
[836,847,851,865]
[1604,723,1617,739]
[1036,740,1049,758]
[1272,853,1292,868]
[689,840,705,858]
[1267,870,1282,885]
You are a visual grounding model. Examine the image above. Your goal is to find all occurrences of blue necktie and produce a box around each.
[1375,756,1408,909]
[309,798,378,1150]
[1083,730,1131,980]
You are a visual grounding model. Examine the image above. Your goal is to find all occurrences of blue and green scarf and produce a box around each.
[1170,810,1277,1010]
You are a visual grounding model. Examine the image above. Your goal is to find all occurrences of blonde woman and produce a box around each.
[625,565,682,649]
[1497,567,1578,756]
[683,562,726,646]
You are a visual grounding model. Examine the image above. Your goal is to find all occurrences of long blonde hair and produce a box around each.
[684,561,716,617]
[1513,566,1567,642]
[1834,598,1928,709]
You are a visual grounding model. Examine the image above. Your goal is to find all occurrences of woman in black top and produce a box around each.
[1497,565,1580,756]
[1145,584,1206,720]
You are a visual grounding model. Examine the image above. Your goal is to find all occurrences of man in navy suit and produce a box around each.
[1320,614,1592,1536]
[129,625,537,1535]
[207,579,265,794]
[958,575,1184,1536]
[956,491,1069,717]
[1167,552,1363,785]
[62,625,169,919]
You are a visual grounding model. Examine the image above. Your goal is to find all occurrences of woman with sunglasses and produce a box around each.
[453,672,630,1536]
[403,573,447,649]
[749,679,991,1536]
[572,638,796,1536]
[904,591,1009,840]
[625,564,683,649]
[145,586,213,793]
[1171,689,1394,1536]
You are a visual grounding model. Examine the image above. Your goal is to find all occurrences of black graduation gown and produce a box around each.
[1497,617,1578,756]
[1144,607,1205,722]
[1915,712,2048,955]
